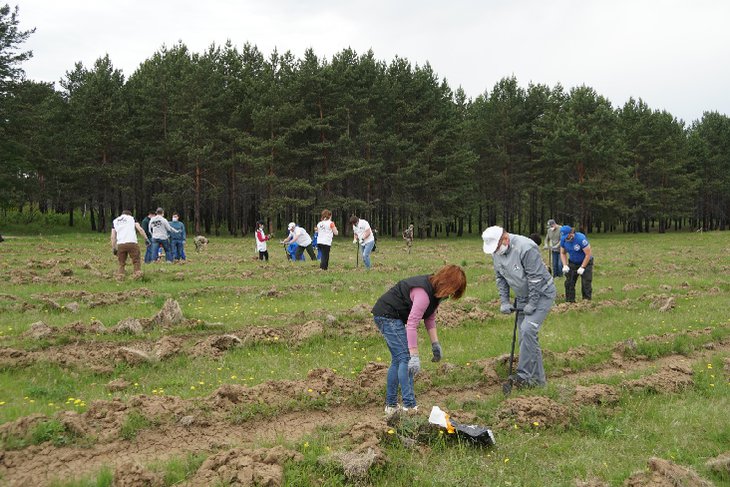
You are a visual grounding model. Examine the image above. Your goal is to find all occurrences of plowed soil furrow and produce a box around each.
[1,339,728,486]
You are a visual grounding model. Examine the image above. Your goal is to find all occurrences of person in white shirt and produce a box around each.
[255,220,272,261]
[110,210,149,280]
[350,215,375,269]
[316,209,339,270]
[148,207,179,263]
[281,222,316,262]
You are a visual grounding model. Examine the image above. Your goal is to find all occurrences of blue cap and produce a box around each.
[560,225,572,236]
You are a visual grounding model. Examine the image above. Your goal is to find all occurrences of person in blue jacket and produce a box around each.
[169,213,187,262]
[559,225,593,302]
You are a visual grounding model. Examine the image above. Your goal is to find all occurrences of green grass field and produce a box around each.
[0,230,728,486]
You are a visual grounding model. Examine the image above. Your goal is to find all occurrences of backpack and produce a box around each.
[372,230,378,252]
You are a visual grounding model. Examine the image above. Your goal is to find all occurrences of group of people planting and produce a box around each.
[111,205,592,415]
[373,219,593,415]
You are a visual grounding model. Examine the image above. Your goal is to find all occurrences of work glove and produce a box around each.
[577,267,585,276]
[408,356,421,376]
[562,265,570,274]
[431,342,442,362]
[145,239,150,246]
[112,247,118,256]
[500,302,513,315]
[523,303,536,315]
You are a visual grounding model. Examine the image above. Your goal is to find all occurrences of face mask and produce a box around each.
[494,244,508,255]
[172,217,178,221]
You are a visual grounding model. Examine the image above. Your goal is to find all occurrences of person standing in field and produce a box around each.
[111,210,149,280]
[148,208,179,263]
[316,209,338,270]
[403,224,414,254]
[169,212,187,262]
[559,225,593,302]
[372,264,467,415]
[482,225,556,388]
[544,219,563,278]
[255,220,272,261]
[282,222,317,262]
[140,210,155,263]
[350,215,376,270]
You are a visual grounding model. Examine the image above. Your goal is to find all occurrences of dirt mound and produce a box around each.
[24,321,56,339]
[0,413,47,444]
[307,368,358,397]
[189,445,302,486]
[0,348,31,368]
[321,448,381,483]
[67,320,108,335]
[705,452,730,475]
[624,360,694,393]
[290,320,323,344]
[112,461,164,487]
[192,334,242,358]
[624,457,713,486]
[495,396,571,429]
[573,384,620,406]
[151,299,184,328]
[356,362,389,389]
[113,318,145,335]
[115,347,153,365]
[154,336,183,360]
[649,296,675,312]
[234,326,282,345]
[436,300,493,328]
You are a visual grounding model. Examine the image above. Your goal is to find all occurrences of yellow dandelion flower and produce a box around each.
[504,458,510,463]
[308,388,313,392]
[303,442,309,448]
[0,401,5,406]
[387,429,395,435]
[533,421,539,427]
[190,386,196,390]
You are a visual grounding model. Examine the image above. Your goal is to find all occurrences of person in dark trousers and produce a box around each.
[482,225,556,388]
[372,264,467,415]
[140,211,155,263]
[559,225,593,302]
[316,209,338,270]
[169,213,187,262]
[255,220,272,261]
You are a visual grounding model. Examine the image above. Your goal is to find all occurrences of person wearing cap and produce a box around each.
[111,210,149,280]
[482,225,556,387]
[559,225,593,302]
[282,222,316,261]
[316,209,338,270]
[544,219,563,277]
[350,215,376,269]
[148,207,179,263]
[372,264,467,415]
[255,220,272,261]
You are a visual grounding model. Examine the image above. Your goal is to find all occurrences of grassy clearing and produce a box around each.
[1,229,729,485]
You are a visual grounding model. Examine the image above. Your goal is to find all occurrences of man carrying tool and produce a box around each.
[482,225,556,388]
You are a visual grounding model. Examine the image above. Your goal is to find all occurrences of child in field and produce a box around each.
[255,220,272,261]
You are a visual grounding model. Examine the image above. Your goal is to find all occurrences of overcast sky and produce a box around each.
[16,0,730,124]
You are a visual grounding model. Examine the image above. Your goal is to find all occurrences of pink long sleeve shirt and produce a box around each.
[406,287,437,348]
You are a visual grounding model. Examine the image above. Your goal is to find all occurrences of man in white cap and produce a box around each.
[482,225,556,387]
[282,222,317,261]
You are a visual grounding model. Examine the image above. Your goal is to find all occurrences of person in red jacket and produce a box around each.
[255,220,272,261]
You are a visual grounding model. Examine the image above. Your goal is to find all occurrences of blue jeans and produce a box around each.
[374,316,416,408]
[151,238,173,262]
[361,240,375,269]
[551,250,563,277]
[171,240,186,260]
[144,241,155,263]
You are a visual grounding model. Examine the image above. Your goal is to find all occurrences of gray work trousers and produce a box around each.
[515,291,555,386]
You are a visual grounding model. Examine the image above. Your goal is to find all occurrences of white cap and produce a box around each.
[287,222,296,230]
[482,226,503,254]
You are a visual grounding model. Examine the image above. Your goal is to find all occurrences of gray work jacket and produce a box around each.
[492,234,556,308]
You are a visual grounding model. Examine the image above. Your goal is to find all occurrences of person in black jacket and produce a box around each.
[372,264,467,415]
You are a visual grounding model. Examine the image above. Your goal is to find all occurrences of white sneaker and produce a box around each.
[401,405,419,415]
[384,405,399,416]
